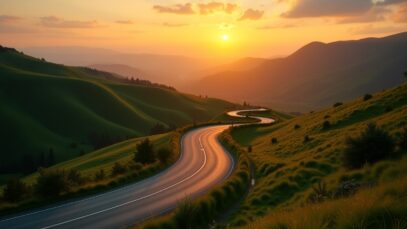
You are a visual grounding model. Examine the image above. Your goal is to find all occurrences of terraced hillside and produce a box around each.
[0,46,234,174]
[226,83,407,227]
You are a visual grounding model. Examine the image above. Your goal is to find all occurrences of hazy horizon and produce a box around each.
[2,0,407,59]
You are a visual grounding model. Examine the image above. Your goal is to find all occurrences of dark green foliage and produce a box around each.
[94,169,106,181]
[333,102,343,107]
[271,137,278,144]
[304,135,311,143]
[248,145,252,153]
[150,123,168,135]
[2,178,28,202]
[398,127,407,151]
[174,198,199,229]
[308,181,330,203]
[157,147,172,164]
[294,124,301,130]
[134,138,156,164]
[111,162,127,177]
[343,123,395,169]
[67,169,85,185]
[363,94,373,101]
[322,120,331,130]
[35,169,69,197]
[324,115,330,119]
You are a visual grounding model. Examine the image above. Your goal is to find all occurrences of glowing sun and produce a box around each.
[221,34,230,42]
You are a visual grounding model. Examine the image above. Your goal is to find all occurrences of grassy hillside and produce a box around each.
[0,46,234,174]
[225,83,407,227]
[192,32,407,111]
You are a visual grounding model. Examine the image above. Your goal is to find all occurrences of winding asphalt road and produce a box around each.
[0,109,274,229]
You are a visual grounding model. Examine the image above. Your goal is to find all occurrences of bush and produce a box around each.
[248,145,252,153]
[94,169,106,181]
[343,123,395,169]
[271,137,278,144]
[398,127,407,151]
[304,135,311,143]
[157,147,172,165]
[363,94,373,101]
[134,138,156,164]
[294,124,301,130]
[35,169,69,197]
[67,169,85,185]
[2,178,28,202]
[333,102,343,107]
[111,162,127,177]
[322,120,331,130]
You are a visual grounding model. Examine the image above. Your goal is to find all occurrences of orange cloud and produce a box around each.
[40,16,99,28]
[392,3,407,22]
[153,3,195,15]
[115,20,133,24]
[238,9,264,21]
[0,15,21,24]
[197,2,239,15]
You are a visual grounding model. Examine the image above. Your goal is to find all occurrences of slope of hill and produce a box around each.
[193,32,407,111]
[22,46,213,86]
[223,82,407,227]
[89,64,159,81]
[0,46,234,174]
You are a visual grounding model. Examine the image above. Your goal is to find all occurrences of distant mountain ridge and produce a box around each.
[192,32,407,111]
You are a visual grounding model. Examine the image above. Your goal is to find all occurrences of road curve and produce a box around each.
[0,109,274,229]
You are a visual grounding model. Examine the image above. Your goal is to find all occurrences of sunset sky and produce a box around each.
[1,0,407,58]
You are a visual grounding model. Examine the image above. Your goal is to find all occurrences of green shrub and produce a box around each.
[271,137,278,144]
[2,178,29,202]
[35,169,69,197]
[322,120,331,130]
[157,147,172,165]
[67,169,85,185]
[94,169,106,181]
[363,94,373,101]
[333,102,343,107]
[343,123,395,169]
[248,145,252,153]
[111,162,127,177]
[398,127,407,151]
[134,138,156,164]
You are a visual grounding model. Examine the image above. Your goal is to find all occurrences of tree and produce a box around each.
[343,123,395,169]
[67,169,85,185]
[134,138,156,164]
[3,178,28,202]
[157,147,172,164]
[94,169,106,181]
[271,137,278,144]
[398,127,407,151]
[111,162,127,177]
[333,102,343,107]
[322,120,331,130]
[248,145,252,153]
[35,169,69,197]
[363,94,373,101]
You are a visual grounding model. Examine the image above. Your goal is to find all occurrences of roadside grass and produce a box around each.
[225,83,407,227]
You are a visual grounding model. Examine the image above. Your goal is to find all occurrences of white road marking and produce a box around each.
[39,134,208,229]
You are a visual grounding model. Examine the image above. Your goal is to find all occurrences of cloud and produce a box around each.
[197,2,239,15]
[337,6,390,23]
[0,15,21,24]
[238,9,264,21]
[282,0,373,18]
[392,2,407,22]
[258,23,297,30]
[153,3,195,15]
[40,16,99,28]
[162,22,188,27]
[115,20,133,24]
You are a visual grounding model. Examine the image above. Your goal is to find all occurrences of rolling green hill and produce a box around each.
[225,82,407,227]
[0,46,235,174]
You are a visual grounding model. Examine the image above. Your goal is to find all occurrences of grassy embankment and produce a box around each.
[224,83,407,228]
